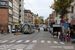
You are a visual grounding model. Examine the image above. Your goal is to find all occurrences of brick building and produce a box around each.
[0,0,19,33]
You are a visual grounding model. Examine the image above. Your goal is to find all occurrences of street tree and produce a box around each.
[39,21,43,24]
[45,20,48,24]
[50,0,73,19]
[35,18,39,24]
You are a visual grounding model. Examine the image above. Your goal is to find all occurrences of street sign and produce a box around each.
[60,19,64,23]
[64,24,69,27]
[60,23,64,26]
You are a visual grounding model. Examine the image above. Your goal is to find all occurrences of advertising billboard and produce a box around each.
[0,1,8,8]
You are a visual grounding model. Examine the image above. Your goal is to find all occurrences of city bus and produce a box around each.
[23,23,35,34]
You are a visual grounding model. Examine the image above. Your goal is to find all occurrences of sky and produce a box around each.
[24,0,54,19]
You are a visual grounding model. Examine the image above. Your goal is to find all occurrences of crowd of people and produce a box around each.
[53,31,69,42]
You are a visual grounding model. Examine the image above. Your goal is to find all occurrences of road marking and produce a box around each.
[53,41,58,44]
[1,40,8,43]
[10,44,27,49]
[16,40,23,43]
[47,41,51,43]
[26,44,34,49]
[32,40,37,43]
[41,40,45,43]
[60,42,65,44]
[8,49,23,50]
[9,40,16,43]
[25,40,30,43]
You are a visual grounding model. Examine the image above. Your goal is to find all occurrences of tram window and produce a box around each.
[24,25,29,30]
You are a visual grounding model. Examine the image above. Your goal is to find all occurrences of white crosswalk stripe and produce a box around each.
[32,40,37,43]
[0,40,65,44]
[53,41,58,44]
[0,40,8,43]
[8,49,23,50]
[16,40,23,43]
[47,41,51,43]
[25,40,30,43]
[60,42,65,44]
[9,40,16,43]
[41,40,45,43]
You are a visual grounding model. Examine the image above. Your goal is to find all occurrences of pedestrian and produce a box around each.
[38,28,40,32]
[1,29,3,34]
[60,33,63,41]
[7,29,9,34]
[66,33,69,42]
[21,28,22,33]
[63,34,65,41]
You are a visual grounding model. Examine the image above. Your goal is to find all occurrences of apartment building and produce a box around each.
[19,0,24,25]
[13,0,19,29]
[0,0,13,33]
[24,10,33,24]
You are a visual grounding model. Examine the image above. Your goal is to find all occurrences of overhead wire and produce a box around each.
[26,0,37,13]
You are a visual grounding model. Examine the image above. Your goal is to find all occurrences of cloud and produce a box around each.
[24,0,54,19]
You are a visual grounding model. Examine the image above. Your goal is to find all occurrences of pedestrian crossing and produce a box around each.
[0,40,65,44]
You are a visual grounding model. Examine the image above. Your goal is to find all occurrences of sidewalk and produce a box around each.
[0,33,23,40]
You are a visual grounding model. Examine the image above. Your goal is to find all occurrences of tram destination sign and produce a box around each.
[0,1,8,8]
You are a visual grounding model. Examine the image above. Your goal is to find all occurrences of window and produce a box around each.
[9,1,12,7]
[9,17,12,22]
[9,9,12,14]
[24,14,27,16]
[71,6,74,13]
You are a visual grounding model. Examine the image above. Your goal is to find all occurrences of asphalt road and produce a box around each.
[0,27,75,50]
[33,29,75,50]
[0,28,43,50]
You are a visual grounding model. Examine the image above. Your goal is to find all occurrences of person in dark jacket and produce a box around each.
[38,28,40,32]
[1,29,3,34]
[7,29,9,34]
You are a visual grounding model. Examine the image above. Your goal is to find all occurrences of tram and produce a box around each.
[23,23,35,34]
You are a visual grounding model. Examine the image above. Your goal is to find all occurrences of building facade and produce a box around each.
[19,0,24,25]
[13,0,19,29]
[24,10,33,24]
[0,0,13,33]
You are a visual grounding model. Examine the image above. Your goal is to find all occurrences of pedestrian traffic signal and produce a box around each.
[16,29,18,32]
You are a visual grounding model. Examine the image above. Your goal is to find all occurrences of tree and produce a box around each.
[50,0,73,19]
[35,18,39,24]
[39,21,43,24]
[41,19,44,23]
[45,20,48,24]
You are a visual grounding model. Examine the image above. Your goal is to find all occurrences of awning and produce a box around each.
[15,23,20,25]
[70,18,75,25]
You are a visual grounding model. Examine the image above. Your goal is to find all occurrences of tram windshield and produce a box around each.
[24,25,29,30]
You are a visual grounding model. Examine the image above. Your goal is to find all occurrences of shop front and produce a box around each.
[70,18,75,38]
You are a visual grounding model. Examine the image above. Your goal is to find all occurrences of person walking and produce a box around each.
[66,31,69,42]
[60,33,63,41]
[1,29,3,34]
[21,28,22,33]
[63,34,65,41]
[38,28,40,32]
[7,29,9,34]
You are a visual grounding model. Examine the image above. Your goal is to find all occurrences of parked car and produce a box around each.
[43,27,48,31]
[12,29,20,33]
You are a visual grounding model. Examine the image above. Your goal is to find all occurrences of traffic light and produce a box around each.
[16,29,18,32]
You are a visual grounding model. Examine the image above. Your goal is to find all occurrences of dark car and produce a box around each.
[43,27,48,31]
[12,29,20,33]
